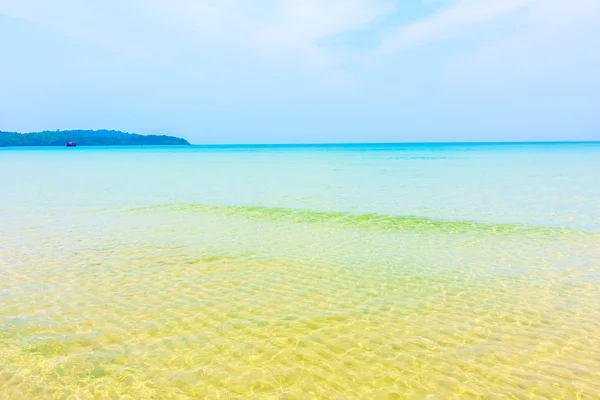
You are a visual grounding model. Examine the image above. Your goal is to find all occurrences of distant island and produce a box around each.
[0,130,190,146]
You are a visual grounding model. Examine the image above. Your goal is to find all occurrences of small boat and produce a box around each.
[65,142,77,147]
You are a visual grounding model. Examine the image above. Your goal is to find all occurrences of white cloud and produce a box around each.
[377,0,535,53]
[255,0,393,66]
[2,0,598,82]
[441,0,600,87]
[0,0,394,69]
[0,1,148,57]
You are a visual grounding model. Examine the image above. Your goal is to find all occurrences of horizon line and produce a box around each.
[186,140,600,146]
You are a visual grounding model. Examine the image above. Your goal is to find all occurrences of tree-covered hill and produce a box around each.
[0,130,190,146]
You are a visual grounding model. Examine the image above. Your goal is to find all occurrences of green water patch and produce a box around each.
[126,204,590,237]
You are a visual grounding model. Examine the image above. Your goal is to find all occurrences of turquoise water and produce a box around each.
[1,143,600,398]
[3,143,600,228]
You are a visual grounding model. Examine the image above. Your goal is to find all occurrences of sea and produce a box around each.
[1,143,599,399]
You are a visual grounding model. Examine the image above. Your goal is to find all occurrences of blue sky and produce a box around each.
[1,0,599,144]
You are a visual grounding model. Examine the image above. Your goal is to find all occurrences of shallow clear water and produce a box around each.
[1,143,600,398]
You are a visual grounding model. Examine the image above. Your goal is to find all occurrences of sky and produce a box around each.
[1,0,599,144]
